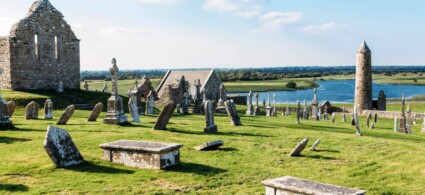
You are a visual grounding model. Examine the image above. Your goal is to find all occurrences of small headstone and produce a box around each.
[88,102,103,122]
[153,100,176,130]
[310,140,320,151]
[128,99,140,123]
[56,105,75,125]
[204,100,218,133]
[25,101,40,120]
[6,100,15,118]
[394,118,399,132]
[195,140,224,151]
[44,99,53,120]
[43,125,84,168]
[331,113,336,123]
[289,138,309,157]
[0,90,13,130]
[176,103,181,114]
[354,106,362,136]
[224,100,242,126]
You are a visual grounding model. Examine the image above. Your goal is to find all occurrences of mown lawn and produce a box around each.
[1,94,425,194]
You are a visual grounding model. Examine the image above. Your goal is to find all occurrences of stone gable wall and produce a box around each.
[203,71,227,101]
[0,37,12,89]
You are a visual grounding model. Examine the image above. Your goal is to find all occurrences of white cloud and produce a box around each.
[259,12,304,31]
[139,0,183,4]
[301,22,347,34]
[203,0,239,11]
[234,4,261,18]
[100,26,154,35]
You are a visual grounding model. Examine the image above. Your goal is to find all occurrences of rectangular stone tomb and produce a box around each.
[99,140,183,170]
[262,176,366,195]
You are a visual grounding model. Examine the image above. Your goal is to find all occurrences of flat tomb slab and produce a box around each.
[99,140,183,170]
[262,176,366,195]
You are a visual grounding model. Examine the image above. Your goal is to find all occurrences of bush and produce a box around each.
[286,82,297,89]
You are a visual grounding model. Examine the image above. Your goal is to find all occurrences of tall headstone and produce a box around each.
[56,105,75,125]
[103,58,128,125]
[311,89,319,121]
[271,93,278,117]
[285,101,290,116]
[246,91,254,115]
[6,100,15,118]
[153,100,176,130]
[204,100,218,133]
[302,100,308,119]
[44,99,53,119]
[84,81,89,91]
[399,93,407,133]
[254,92,260,115]
[394,118,399,133]
[25,101,40,120]
[377,90,386,111]
[406,104,412,134]
[88,102,103,122]
[354,106,362,136]
[43,125,84,168]
[265,92,272,117]
[128,99,141,123]
[0,89,12,129]
[366,113,372,128]
[182,92,189,114]
[374,113,378,124]
[146,90,155,115]
[224,100,242,126]
[296,101,301,124]
[218,84,225,106]
[102,82,109,93]
[354,41,373,113]
[193,79,202,114]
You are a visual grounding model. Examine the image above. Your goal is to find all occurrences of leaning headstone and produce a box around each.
[296,100,300,124]
[88,102,103,122]
[394,118,399,133]
[195,140,224,151]
[44,99,54,120]
[354,106,362,136]
[366,113,372,128]
[128,99,141,123]
[43,125,84,168]
[310,140,321,151]
[289,138,309,157]
[0,90,13,130]
[224,100,242,126]
[56,105,75,125]
[204,100,218,133]
[25,101,40,120]
[6,100,15,118]
[153,100,176,130]
[331,113,336,123]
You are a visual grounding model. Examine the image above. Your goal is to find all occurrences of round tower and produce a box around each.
[354,41,373,113]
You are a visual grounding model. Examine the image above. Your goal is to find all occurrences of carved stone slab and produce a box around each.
[43,125,84,168]
[195,140,224,151]
[56,105,75,125]
[153,100,176,130]
[88,102,103,122]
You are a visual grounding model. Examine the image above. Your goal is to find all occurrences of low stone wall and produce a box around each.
[362,110,424,119]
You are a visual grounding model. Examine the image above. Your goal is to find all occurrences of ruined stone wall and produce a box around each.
[3,0,80,90]
[157,81,188,106]
[354,42,373,113]
[0,37,12,89]
[203,71,227,101]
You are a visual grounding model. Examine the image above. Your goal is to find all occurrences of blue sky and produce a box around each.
[0,0,424,70]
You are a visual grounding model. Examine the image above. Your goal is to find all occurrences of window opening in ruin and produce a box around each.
[34,34,39,60]
[55,36,59,60]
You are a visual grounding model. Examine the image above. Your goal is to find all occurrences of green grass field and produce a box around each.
[223,79,318,93]
[1,90,425,194]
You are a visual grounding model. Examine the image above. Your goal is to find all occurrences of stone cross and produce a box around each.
[88,102,103,122]
[56,105,75,125]
[354,106,362,136]
[224,100,242,126]
[44,99,53,119]
[43,125,84,168]
[110,58,119,97]
[84,81,89,91]
[204,100,218,133]
[311,88,319,121]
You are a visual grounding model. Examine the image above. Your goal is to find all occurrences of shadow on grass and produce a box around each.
[166,128,273,137]
[0,184,28,192]
[8,127,45,132]
[246,124,275,129]
[302,154,338,160]
[314,149,340,153]
[218,147,239,152]
[65,161,135,174]
[168,162,227,176]
[0,136,32,144]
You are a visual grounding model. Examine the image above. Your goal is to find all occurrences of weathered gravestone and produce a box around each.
[271,93,278,117]
[88,102,103,122]
[0,91,13,130]
[296,100,301,124]
[302,100,308,119]
[195,140,224,151]
[311,89,319,121]
[43,125,84,168]
[6,100,15,118]
[246,90,254,115]
[153,100,176,130]
[25,101,40,120]
[262,176,366,195]
[288,138,309,157]
[224,100,242,126]
[331,113,336,123]
[310,140,321,151]
[394,118,399,132]
[366,113,372,128]
[44,99,53,120]
[204,100,218,133]
[265,92,272,117]
[128,99,141,123]
[182,92,189,114]
[56,105,75,125]
[254,92,260,116]
[374,113,378,123]
[354,106,362,136]
[146,90,155,115]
